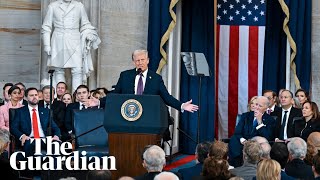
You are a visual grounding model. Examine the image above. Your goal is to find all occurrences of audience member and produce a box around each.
[228,96,275,167]
[208,140,228,159]
[154,172,179,180]
[292,97,302,109]
[135,145,166,180]
[256,159,281,180]
[1,83,13,106]
[39,85,67,141]
[247,96,258,112]
[263,90,281,115]
[0,128,19,179]
[62,93,73,106]
[10,87,61,157]
[86,170,112,180]
[251,136,271,159]
[118,176,134,180]
[306,132,320,165]
[293,101,320,141]
[96,87,109,97]
[312,150,320,180]
[285,137,314,180]
[201,157,233,180]
[37,89,43,101]
[230,140,263,180]
[274,90,302,141]
[0,85,24,131]
[270,142,294,180]
[178,141,211,179]
[15,82,28,105]
[65,85,92,134]
[295,88,309,107]
[56,82,68,101]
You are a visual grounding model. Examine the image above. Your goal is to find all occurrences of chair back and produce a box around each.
[73,108,108,148]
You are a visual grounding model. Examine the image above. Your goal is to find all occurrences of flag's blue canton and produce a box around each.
[217,0,266,26]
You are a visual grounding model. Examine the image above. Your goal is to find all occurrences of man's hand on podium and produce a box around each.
[182,99,199,113]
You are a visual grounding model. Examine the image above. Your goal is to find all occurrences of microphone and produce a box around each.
[48,69,55,74]
[136,68,142,75]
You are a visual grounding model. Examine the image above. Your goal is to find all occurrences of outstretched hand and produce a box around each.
[83,98,100,107]
[182,99,199,113]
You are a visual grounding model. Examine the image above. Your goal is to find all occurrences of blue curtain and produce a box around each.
[263,0,311,92]
[179,0,215,154]
[147,0,172,71]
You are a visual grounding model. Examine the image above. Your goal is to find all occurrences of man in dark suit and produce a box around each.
[65,85,92,134]
[263,89,281,116]
[228,96,276,167]
[0,83,13,106]
[178,141,211,179]
[85,49,198,112]
[11,87,61,157]
[38,85,67,141]
[270,142,295,180]
[312,148,320,180]
[285,137,314,180]
[273,90,302,141]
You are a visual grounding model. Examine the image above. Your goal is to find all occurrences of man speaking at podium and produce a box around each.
[86,49,199,113]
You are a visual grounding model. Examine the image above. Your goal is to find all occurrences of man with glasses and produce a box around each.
[263,90,280,116]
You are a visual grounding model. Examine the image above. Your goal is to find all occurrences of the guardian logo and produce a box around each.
[9,137,116,171]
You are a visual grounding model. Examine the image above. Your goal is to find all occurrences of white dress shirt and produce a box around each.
[282,106,292,140]
[28,105,45,138]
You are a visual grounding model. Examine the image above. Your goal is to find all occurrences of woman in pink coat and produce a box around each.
[0,85,24,131]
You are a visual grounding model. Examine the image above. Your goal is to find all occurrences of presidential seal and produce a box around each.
[121,99,143,121]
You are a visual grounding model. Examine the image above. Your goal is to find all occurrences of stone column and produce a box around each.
[311,0,320,103]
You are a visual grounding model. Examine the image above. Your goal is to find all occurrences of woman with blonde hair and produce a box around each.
[256,159,281,180]
[247,96,258,112]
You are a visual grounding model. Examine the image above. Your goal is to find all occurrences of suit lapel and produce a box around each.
[143,71,153,94]
[24,106,32,132]
[59,0,75,15]
[38,107,47,130]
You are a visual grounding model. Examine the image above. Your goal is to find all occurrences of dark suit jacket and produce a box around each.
[273,107,303,139]
[229,162,257,180]
[178,163,203,180]
[229,111,276,158]
[11,105,61,139]
[65,102,80,132]
[100,69,182,110]
[285,159,314,180]
[293,117,320,141]
[38,100,66,130]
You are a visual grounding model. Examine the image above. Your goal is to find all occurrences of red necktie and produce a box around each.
[32,109,40,138]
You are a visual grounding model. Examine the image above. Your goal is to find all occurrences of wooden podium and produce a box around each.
[104,94,168,180]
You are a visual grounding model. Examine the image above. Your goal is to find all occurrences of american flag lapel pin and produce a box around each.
[41,112,43,115]
[149,76,152,79]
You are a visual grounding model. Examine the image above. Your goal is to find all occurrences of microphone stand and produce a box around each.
[47,69,55,180]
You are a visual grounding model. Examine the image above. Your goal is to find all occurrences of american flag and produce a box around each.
[215,0,266,139]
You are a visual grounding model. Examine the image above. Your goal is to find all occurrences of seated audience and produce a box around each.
[312,150,320,180]
[285,137,314,180]
[56,82,68,101]
[228,96,275,167]
[256,159,281,180]
[62,93,73,106]
[293,101,320,141]
[96,87,109,97]
[86,170,112,180]
[230,140,263,180]
[200,157,233,180]
[14,82,28,106]
[0,85,23,131]
[306,132,320,165]
[37,89,43,101]
[135,145,166,180]
[178,141,211,179]
[295,88,309,108]
[270,142,294,180]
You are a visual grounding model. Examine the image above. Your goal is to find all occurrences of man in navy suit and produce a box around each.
[11,87,61,157]
[86,49,198,112]
[178,141,211,179]
[65,85,92,134]
[228,96,276,167]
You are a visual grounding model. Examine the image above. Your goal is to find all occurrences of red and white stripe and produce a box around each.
[215,25,265,139]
